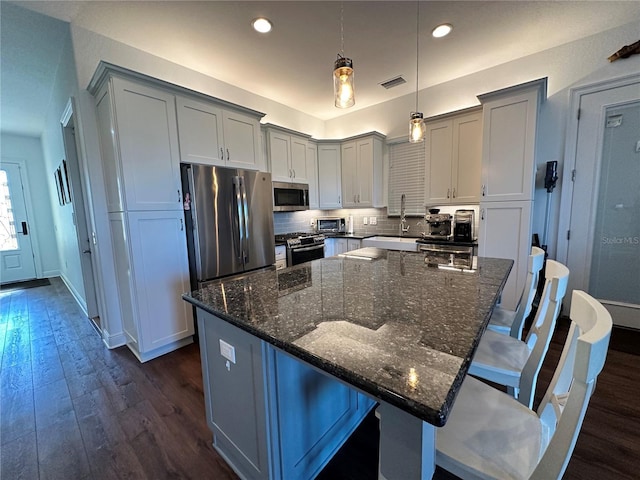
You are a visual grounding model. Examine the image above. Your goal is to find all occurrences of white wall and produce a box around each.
[70,25,325,138]
[0,133,59,277]
[39,32,88,309]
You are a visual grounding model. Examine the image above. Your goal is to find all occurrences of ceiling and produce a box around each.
[2,1,640,137]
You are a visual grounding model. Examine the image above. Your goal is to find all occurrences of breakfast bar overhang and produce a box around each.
[183,248,513,479]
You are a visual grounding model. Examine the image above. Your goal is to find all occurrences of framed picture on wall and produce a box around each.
[54,170,64,206]
[56,167,67,205]
[62,159,71,204]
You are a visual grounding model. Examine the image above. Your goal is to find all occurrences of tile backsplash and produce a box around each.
[273,205,480,237]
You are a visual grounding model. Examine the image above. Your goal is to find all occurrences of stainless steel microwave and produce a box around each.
[273,182,309,211]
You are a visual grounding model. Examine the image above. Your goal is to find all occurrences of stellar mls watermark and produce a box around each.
[601,236,640,245]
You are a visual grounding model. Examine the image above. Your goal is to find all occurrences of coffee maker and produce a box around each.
[424,212,453,240]
[453,209,475,242]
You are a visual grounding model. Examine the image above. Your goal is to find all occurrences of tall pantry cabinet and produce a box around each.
[92,69,194,362]
[477,78,546,311]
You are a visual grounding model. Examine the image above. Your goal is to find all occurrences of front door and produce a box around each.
[0,162,36,283]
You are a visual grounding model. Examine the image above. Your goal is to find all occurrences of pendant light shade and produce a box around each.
[410,112,425,143]
[409,1,424,143]
[334,55,355,108]
[334,2,355,109]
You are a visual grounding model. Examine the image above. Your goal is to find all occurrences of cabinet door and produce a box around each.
[347,239,361,252]
[481,90,539,202]
[335,238,349,255]
[197,311,270,479]
[290,136,308,183]
[478,201,532,310]
[356,139,374,206]
[127,210,194,353]
[425,120,453,204]
[176,96,225,166]
[269,131,292,182]
[341,141,358,207]
[111,77,182,211]
[306,143,319,209]
[452,112,482,203]
[318,144,342,209]
[223,110,263,170]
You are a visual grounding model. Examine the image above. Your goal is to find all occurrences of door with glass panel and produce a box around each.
[0,162,36,283]
[565,82,640,329]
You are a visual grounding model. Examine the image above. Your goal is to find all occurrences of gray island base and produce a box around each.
[184,248,512,479]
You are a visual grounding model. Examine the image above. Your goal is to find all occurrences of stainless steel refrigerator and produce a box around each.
[181,164,275,286]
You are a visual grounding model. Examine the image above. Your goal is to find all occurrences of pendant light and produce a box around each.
[334,2,355,108]
[409,1,424,143]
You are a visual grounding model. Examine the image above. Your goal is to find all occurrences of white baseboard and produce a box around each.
[103,330,127,349]
[59,273,88,316]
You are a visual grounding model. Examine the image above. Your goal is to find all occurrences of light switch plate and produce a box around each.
[219,339,236,364]
[363,217,368,225]
[370,216,377,225]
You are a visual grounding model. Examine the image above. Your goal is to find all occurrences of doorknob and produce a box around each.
[21,221,28,235]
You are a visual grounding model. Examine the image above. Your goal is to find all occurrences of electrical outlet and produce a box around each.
[363,217,368,225]
[369,216,377,225]
[219,339,236,364]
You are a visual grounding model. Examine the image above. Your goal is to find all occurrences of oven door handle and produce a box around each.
[293,244,325,253]
[419,246,472,255]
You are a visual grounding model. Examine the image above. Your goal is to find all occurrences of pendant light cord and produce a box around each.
[415,0,420,112]
[341,1,345,57]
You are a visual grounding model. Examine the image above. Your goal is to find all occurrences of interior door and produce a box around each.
[565,81,640,328]
[0,162,36,283]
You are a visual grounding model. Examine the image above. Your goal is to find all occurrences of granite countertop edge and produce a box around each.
[184,292,451,426]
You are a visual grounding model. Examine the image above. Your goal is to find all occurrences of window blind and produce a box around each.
[388,141,426,216]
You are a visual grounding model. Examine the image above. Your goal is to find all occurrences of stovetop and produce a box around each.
[275,232,325,247]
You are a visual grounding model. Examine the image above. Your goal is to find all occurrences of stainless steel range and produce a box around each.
[275,232,326,266]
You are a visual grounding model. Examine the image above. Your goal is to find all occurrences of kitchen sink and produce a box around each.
[361,236,419,252]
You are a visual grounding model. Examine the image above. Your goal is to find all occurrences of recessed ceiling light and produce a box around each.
[432,23,453,38]
[252,18,272,34]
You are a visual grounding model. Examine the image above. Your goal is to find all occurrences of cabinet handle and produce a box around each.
[180,219,184,231]
[177,190,181,202]
[481,208,485,220]
[357,194,360,203]
[452,188,456,198]
[447,188,450,199]
[338,195,341,204]
[227,148,230,161]
[292,169,296,178]
[220,147,224,160]
[481,184,486,196]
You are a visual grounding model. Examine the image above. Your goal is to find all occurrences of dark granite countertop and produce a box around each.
[183,248,512,426]
[323,232,373,240]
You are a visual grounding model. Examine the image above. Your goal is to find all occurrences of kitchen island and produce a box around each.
[183,248,512,479]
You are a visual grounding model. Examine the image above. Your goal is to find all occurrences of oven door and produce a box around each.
[289,243,325,266]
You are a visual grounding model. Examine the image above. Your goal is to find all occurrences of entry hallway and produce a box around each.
[1,278,639,479]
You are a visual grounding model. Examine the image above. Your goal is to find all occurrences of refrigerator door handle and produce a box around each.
[239,176,250,264]
[232,176,245,262]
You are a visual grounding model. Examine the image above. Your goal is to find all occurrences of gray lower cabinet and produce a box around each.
[197,309,375,480]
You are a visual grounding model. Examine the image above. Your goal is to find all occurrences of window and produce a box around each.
[388,140,425,216]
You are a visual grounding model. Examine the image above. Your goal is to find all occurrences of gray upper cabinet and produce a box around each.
[341,134,385,208]
[317,143,342,209]
[425,110,482,205]
[479,82,543,202]
[267,128,309,183]
[176,95,264,171]
[96,76,183,212]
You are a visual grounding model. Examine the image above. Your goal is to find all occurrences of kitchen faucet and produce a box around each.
[399,194,410,236]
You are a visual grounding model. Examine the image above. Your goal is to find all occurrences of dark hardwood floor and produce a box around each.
[1,278,638,479]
